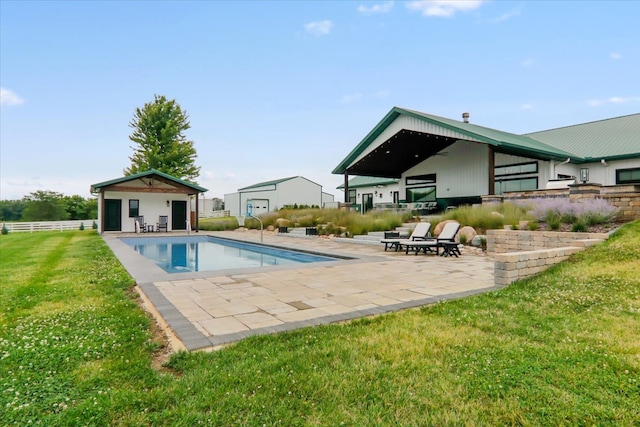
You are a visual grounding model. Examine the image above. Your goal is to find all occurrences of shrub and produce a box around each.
[547,215,561,231]
[524,197,618,226]
[199,217,240,231]
[439,202,529,233]
[571,220,588,232]
[79,222,85,230]
[459,234,468,245]
[1,224,8,235]
[528,221,539,231]
[92,220,98,229]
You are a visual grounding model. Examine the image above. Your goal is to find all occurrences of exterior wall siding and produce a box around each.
[402,140,488,199]
[101,190,189,233]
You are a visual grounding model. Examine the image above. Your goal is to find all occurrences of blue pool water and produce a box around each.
[120,235,338,273]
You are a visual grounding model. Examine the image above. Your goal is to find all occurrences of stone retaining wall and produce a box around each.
[488,230,608,286]
[486,229,609,256]
[494,247,581,286]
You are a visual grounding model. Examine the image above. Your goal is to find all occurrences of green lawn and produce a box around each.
[1,225,639,426]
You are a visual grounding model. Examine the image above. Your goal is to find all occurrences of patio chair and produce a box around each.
[134,216,147,233]
[380,222,431,251]
[157,215,168,232]
[403,221,461,256]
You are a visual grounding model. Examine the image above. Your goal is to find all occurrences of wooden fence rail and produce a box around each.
[2,220,98,233]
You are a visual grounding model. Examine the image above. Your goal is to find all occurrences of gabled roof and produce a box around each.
[332,107,576,176]
[525,113,640,161]
[91,169,208,193]
[238,176,321,191]
[336,176,399,190]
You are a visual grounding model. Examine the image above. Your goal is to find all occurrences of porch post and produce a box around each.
[195,193,200,232]
[344,172,349,203]
[99,190,105,234]
[488,145,495,195]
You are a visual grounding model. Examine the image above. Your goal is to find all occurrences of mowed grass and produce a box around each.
[1,224,639,426]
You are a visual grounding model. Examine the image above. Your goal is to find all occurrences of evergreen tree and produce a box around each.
[124,95,200,182]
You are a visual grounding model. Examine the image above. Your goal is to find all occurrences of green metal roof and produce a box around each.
[91,169,208,193]
[524,113,640,161]
[336,176,399,190]
[332,106,576,175]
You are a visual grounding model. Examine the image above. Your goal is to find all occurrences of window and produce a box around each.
[348,189,357,205]
[406,186,436,202]
[406,174,436,186]
[495,162,537,176]
[128,199,139,217]
[405,174,437,202]
[616,167,640,184]
[495,177,538,194]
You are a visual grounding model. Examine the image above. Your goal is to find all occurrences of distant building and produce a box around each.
[336,176,399,213]
[224,176,334,217]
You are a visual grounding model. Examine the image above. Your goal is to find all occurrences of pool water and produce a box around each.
[120,235,338,273]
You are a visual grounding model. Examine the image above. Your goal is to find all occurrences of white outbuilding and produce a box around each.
[224,176,334,217]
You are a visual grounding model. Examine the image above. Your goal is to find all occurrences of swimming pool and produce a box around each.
[120,235,339,273]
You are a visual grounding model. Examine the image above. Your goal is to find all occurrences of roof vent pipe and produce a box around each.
[462,112,470,123]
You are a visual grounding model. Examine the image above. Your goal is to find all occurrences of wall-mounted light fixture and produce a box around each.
[166,200,170,207]
[580,168,589,184]
[374,190,378,195]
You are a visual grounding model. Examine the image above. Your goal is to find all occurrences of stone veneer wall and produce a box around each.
[488,230,609,286]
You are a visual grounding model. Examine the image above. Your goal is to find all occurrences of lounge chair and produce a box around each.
[403,222,461,256]
[157,215,168,232]
[134,216,147,233]
[380,222,431,251]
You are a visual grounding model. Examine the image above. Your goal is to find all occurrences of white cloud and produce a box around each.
[339,93,363,103]
[304,20,334,36]
[587,96,640,107]
[406,0,486,17]
[0,87,25,106]
[358,1,394,14]
[521,103,533,110]
[610,52,622,60]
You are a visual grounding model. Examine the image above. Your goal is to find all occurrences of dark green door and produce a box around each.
[171,200,187,230]
[362,193,374,214]
[104,199,122,231]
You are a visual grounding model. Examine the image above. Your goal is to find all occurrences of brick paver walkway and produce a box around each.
[105,230,498,350]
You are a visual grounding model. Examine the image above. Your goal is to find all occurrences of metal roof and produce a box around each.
[336,176,399,190]
[332,107,576,176]
[90,169,208,193]
[524,113,640,161]
[238,176,321,191]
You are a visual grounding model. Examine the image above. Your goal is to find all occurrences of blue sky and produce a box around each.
[1,0,639,201]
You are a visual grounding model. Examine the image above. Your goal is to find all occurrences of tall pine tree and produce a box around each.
[124,95,200,183]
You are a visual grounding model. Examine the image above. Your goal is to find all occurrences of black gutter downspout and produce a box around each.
[488,145,495,195]
[344,172,349,203]
[195,193,200,232]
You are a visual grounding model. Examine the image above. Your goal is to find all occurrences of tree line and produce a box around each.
[0,191,97,222]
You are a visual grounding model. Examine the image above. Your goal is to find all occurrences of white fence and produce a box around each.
[199,210,230,219]
[2,220,98,233]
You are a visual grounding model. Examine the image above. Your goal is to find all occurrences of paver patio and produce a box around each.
[104,230,499,350]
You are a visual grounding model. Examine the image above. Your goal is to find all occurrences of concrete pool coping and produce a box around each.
[103,230,500,351]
